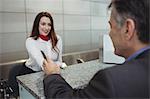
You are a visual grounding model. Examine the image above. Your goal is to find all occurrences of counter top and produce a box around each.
[17,60,115,98]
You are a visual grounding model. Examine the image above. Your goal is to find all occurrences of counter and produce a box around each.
[17,60,115,99]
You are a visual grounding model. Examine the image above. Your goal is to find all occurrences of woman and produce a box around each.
[8,12,62,98]
[26,12,62,71]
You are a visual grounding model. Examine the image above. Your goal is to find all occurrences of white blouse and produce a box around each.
[25,35,62,71]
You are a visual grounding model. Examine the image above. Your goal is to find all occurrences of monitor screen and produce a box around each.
[103,34,125,64]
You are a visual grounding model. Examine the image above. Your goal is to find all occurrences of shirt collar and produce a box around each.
[126,45,150,62]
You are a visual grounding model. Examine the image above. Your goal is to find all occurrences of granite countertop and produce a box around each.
[17,60,114,99]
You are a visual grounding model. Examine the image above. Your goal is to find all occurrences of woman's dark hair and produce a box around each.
[30,12,58,52]
[108,0,149,43]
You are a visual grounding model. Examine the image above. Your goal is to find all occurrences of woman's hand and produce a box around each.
[43,57,60,75]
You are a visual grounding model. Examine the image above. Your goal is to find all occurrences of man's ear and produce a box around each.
[124,19,135,40]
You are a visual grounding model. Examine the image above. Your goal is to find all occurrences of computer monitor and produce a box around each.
[103,34,125,64]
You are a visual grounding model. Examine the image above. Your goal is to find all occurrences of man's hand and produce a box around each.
[43,57,60,75]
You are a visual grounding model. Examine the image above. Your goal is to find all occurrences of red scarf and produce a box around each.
[39,34,49,41]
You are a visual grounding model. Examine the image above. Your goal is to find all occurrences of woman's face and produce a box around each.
[39,16,51,36]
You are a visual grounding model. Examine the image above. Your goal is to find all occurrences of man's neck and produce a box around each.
[126,43,149,59]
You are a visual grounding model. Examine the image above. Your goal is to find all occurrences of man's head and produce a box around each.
[108,0,149,58]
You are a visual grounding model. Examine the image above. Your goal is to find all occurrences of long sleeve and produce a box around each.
[25,38,45,71]
[43,74,74,99]
[43,70,115,99]
[43,50,150,98]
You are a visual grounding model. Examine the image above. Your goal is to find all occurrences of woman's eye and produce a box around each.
[48,23,51,26]
[41,23,46,25]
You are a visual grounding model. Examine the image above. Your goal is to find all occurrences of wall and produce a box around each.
[0,0,110,63]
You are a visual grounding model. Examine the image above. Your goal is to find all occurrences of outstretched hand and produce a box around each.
[43,57,60,75]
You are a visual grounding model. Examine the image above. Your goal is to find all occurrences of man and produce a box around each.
[43,0,150,98]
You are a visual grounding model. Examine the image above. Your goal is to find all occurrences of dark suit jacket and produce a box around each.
[43,49,150,99]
